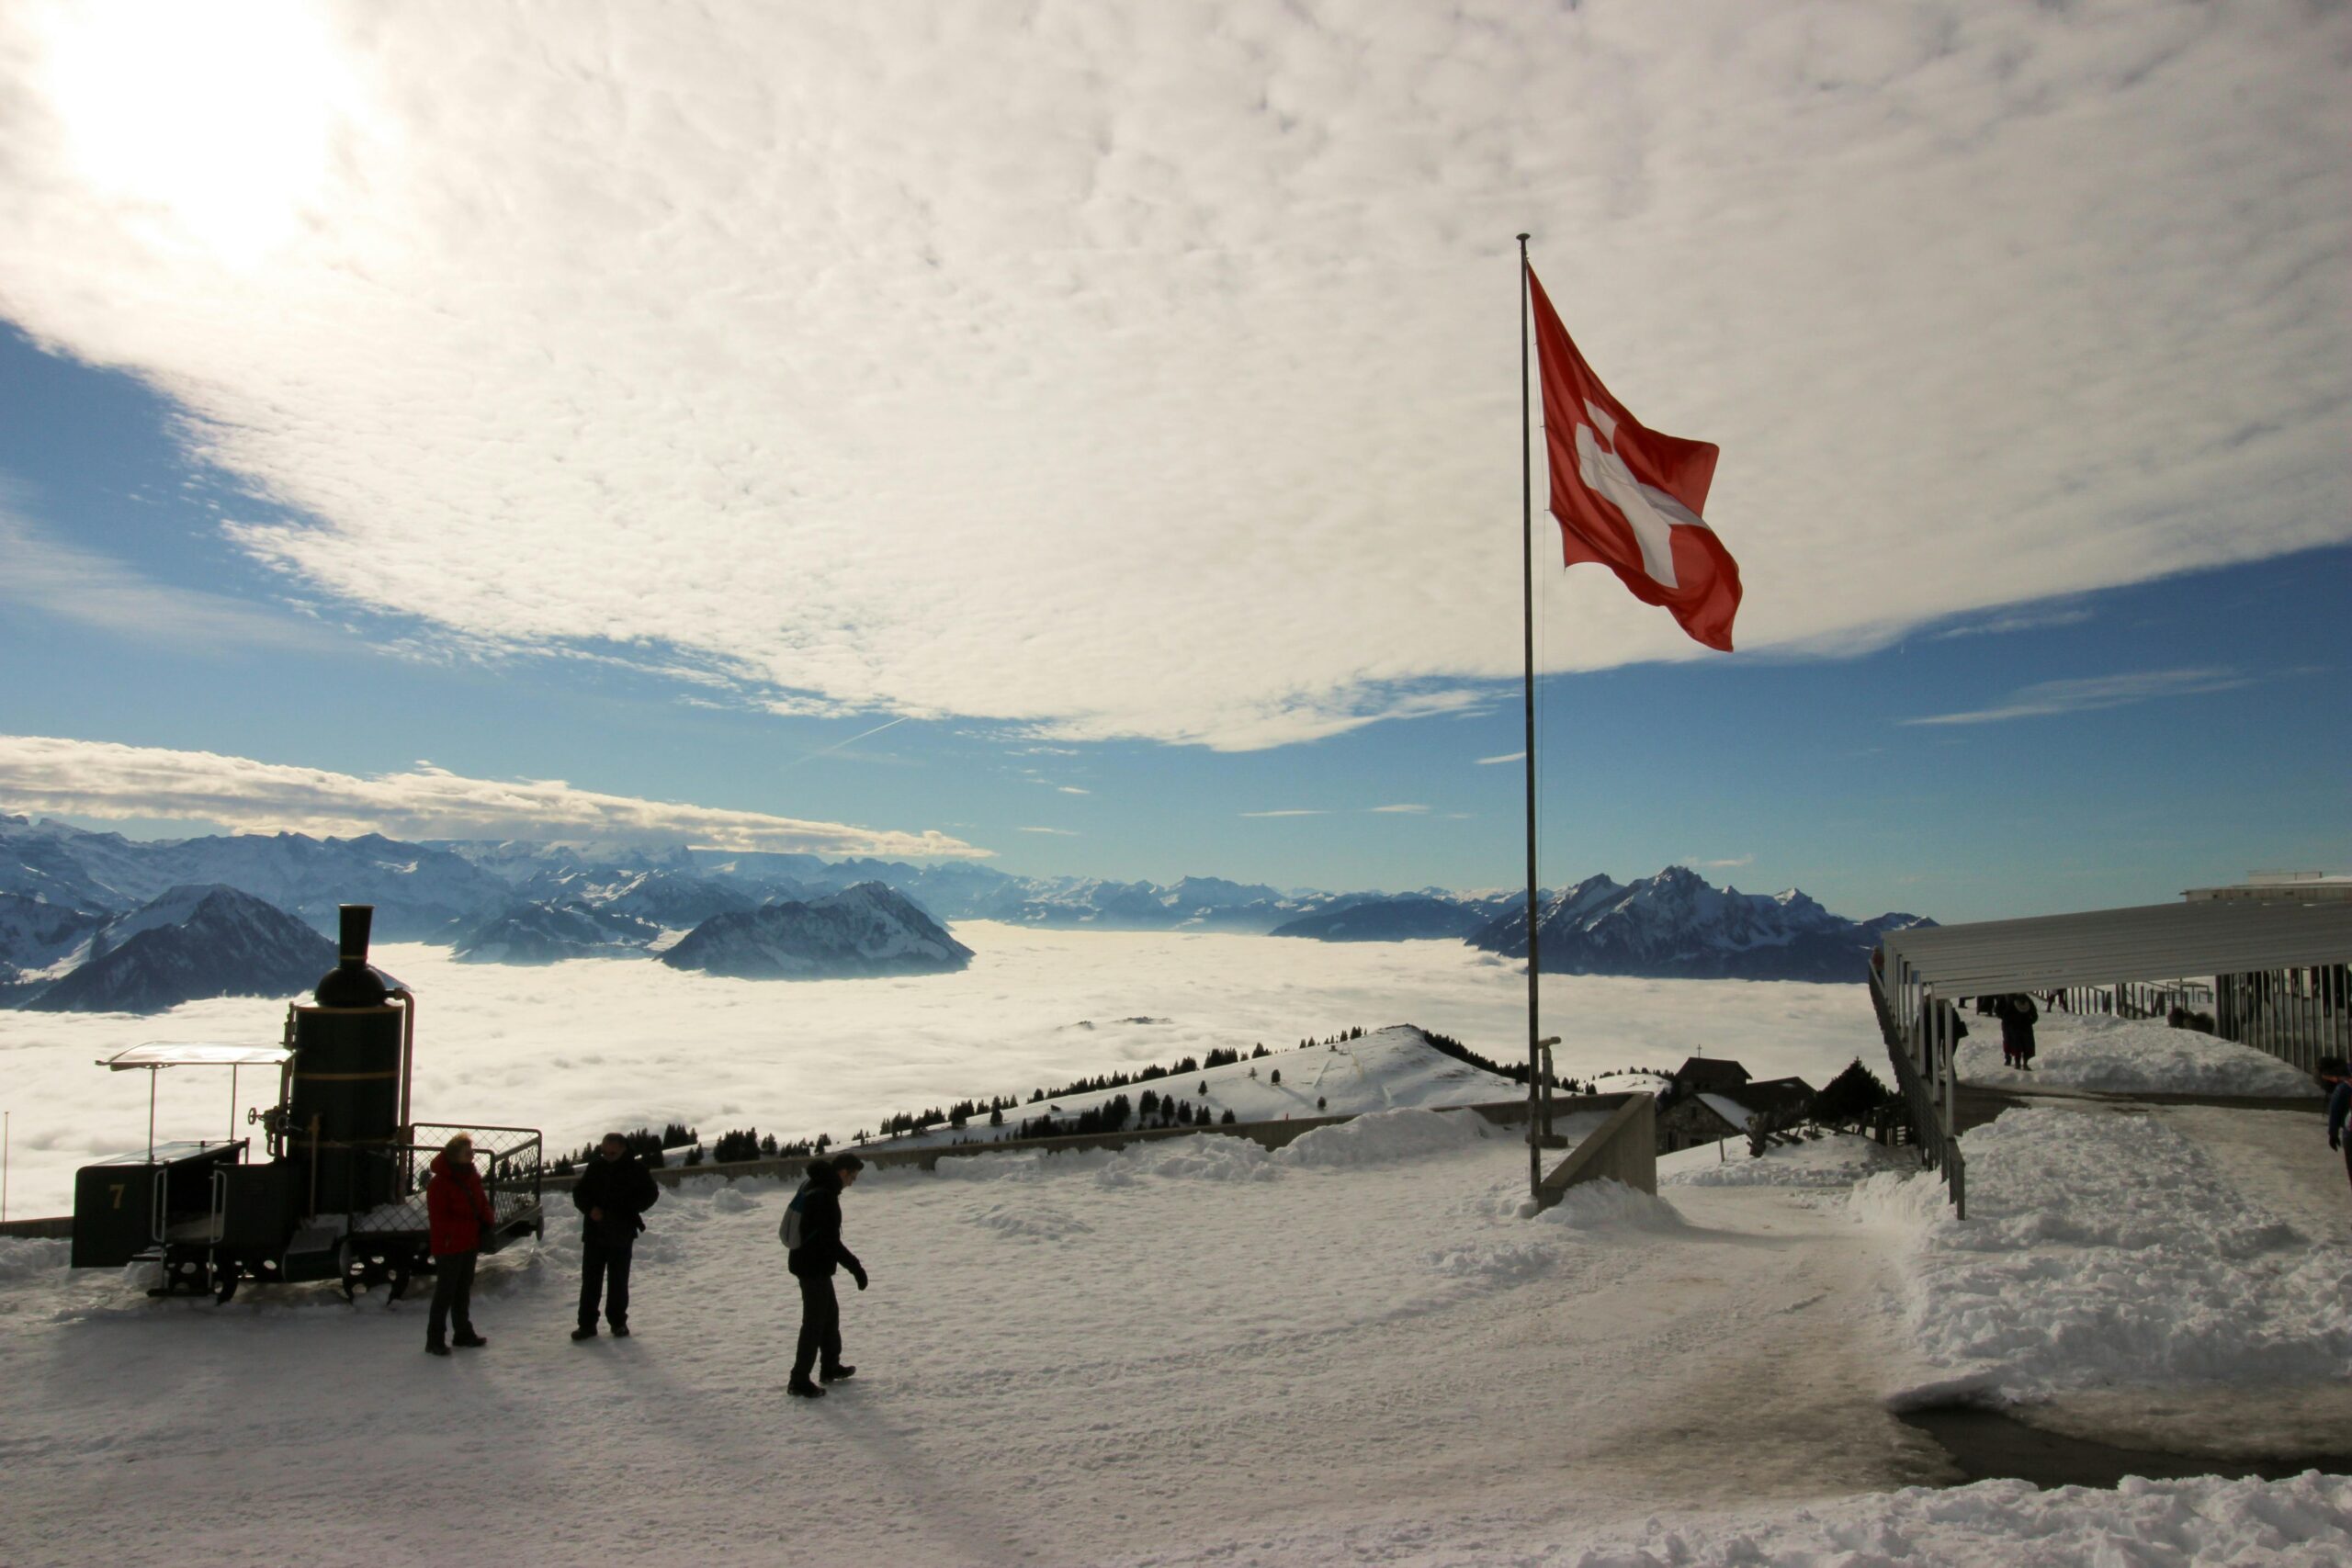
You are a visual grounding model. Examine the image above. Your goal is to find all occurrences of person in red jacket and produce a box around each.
[424,1132,496,1356]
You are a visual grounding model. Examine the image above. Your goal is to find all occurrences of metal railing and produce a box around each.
[1870,963,1965,1218]
[345,1123,544,1238]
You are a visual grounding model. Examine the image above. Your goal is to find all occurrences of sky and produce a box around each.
[0,0,2344,923]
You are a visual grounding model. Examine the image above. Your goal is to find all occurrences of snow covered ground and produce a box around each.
[1663,1129,1919,1190]
[3,1104,2347,1566]
[0,925,1884,1216]
[1854,1100,2352,1465]
[1955,1010,2320,1099]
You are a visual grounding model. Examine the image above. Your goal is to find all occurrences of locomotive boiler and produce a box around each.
[71,904,543,1303]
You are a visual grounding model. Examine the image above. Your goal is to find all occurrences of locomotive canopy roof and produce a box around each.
[99,1043,295,1071]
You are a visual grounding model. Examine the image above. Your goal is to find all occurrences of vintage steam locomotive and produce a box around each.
[71,904,544,1302]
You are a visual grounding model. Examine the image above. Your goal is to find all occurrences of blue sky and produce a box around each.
[0,1,2345,924]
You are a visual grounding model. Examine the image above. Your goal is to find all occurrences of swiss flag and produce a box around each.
[1528,265,1741,652]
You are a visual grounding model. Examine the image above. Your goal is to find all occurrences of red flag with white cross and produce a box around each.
[1527,265,1742,651]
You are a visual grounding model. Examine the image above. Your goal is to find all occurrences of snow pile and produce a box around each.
[0,1237,67,1283]
[1664,1131,1915,1189]
[1531,1177,1688,1232]
[1275,1104,1490,1168]
[1096,1134,1278,1185]
[1959,1010,2320,1098]
[1852,1107,2352,1399]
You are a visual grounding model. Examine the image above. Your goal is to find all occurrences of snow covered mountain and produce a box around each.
[1466,866,1933,983]
[452,900,665,964]
[0,816,508,939]
[1269,890,1523,942]
[18,885,336,1013]
[0,818,1937,977]
[0,893,111,1004]
[660,882,976,979]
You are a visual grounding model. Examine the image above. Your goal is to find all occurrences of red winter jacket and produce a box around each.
[425,1152,495,1257]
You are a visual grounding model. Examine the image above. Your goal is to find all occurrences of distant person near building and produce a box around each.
[782,1153,868,1399]
[1994,993,2040,1071]
[571,1132,660,1341]
[424,1132,494,1357]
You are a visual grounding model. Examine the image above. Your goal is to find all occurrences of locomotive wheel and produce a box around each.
[163,1255,209,1298]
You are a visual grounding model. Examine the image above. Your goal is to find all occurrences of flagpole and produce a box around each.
[1518,233,1542,1203]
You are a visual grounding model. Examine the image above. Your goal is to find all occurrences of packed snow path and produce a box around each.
[0,1122,1942,1566]
[5,1110,2346,1565]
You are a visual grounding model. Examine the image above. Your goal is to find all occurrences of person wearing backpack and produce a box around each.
[780,1153,867,1398]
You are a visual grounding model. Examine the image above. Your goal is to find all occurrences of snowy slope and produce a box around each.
[865,1024,1523,1149]
[3,1110,2346,1566]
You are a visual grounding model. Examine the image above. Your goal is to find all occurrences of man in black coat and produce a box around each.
[1993,993,2040,1070]
[782,1153,867,1398]
[571,1133,660,1340]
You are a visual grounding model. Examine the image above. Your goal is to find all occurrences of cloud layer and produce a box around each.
[1900,668,2252,727]
[0,1,2343,749]
[0,733,984,857]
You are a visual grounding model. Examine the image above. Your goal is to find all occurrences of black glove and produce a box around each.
[852,1269,869,1292]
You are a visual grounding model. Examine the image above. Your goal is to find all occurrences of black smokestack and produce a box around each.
[315,903,390,1007]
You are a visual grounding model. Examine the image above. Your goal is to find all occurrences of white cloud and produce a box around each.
[1239,809,1326,818]
[1681,853,1756,871]
[0,509,329,651]
[1929,604,2096,641]
[1017,826,1080,836]
[1369,804,1430,815]
[0,4,2343,749]
[1899,669,2252,727]
[1476,752,1526,766]
[1056,785,1091,795]
[0,733,984,857]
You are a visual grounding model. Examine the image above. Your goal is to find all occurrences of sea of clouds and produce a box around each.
[0,923,1883,1216]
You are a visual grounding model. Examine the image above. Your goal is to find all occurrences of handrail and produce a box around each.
[1870,958,1966,1218]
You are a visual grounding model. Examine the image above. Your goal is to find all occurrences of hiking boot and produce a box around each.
[610,1325,631,1338]
[820,1364,855,1383]
[786,1379,826,1399]
[452,1332,488,1348]
[425,1340,450,1357]
[571,1326,597,1342]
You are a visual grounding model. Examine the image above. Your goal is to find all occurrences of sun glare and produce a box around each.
[37,0,353,266]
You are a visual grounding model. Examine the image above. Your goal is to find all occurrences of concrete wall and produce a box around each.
[0,1215,74,1240]
[1533,1093,1657,1208]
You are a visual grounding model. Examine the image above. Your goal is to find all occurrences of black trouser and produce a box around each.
[428,1250,478,1344]
[580,1233,635,1330]
[792,1270,841,1382]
